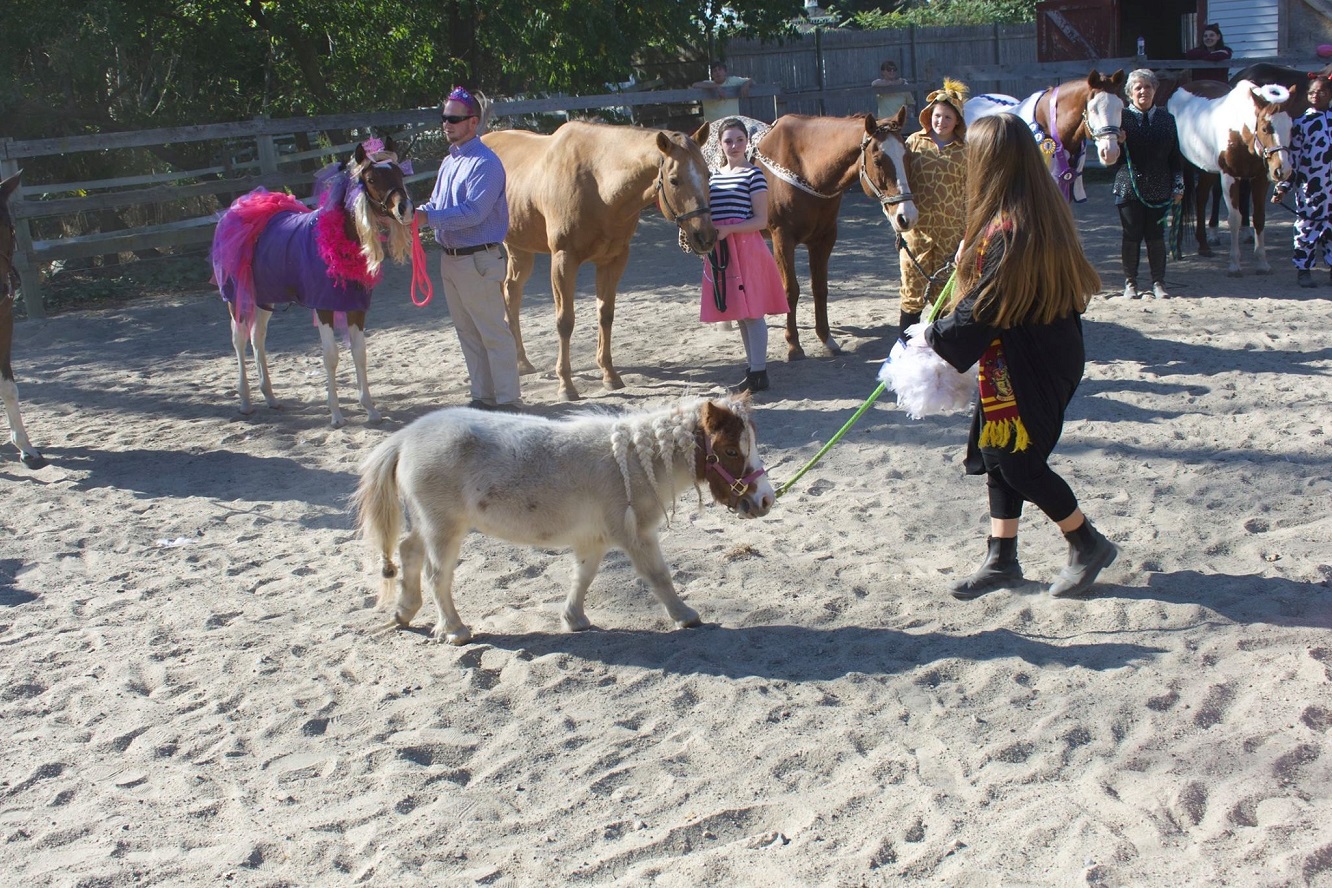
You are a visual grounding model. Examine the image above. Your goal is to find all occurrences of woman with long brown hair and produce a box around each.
[923,112,1117,601]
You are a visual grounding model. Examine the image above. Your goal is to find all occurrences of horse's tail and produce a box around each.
[1178,162,1198,257]
[353,434,404,607]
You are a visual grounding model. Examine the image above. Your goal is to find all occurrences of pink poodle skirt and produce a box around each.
[700,231,789,323]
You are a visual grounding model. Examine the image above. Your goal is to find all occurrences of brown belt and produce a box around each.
[442,242,500,256]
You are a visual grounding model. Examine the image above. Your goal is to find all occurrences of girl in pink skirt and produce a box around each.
[702,119,790,392]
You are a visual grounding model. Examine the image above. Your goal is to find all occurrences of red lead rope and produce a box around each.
[409,215,434,306]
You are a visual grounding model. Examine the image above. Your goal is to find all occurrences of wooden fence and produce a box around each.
[0,17,1298,317]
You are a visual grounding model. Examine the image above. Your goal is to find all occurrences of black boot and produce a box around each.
[898,310,922,340]
[731,368,769,393]
[950,536,1023,600]
[1048,521,1118,598]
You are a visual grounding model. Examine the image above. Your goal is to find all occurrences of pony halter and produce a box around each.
[655,159,712,226]
[700,430,766,500]
[858,128,914,207]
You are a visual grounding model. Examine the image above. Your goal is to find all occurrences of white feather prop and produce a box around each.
[878,325,978,419]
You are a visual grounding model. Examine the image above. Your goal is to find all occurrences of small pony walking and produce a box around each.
[211,138,414,427]
[354,395,775,645]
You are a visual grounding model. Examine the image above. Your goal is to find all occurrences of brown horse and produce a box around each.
[483,123,716,401]
[1,171,45,469]
[1169,80,1294,275]
[964,71,1126,202]
[740,109,917,359]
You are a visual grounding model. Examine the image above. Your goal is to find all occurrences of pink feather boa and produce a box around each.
[315,203,381,289]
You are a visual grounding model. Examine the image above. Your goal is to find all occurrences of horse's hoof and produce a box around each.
[517,360,538,376]
[562,612,593,632]
[330,415,347,429]
[674,608,702,629]
[238,404,256,416]
[559,388,581,402]
[787,348,807,362]
[432,625,473,645]
[822,339,844,356]
[604,376,625,391]
[19,451,47,470]
[366,409,384,425]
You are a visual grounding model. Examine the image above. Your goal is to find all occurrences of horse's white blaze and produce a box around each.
[1085,91,1123,166]
[879,138,918,231]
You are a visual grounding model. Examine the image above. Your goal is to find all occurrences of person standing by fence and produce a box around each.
[415,87,523,412]
[872,59,916,125]
[693,62,754,123]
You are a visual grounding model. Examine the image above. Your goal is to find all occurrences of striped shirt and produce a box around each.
[708,165,768,224]
[420,136,509,249]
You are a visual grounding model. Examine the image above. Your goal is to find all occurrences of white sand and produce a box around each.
[2,184,1330,887]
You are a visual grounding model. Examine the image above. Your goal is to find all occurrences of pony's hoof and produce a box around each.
[558,388,581,402]
[19,451,47,470]
[787,348,807,362]
[366,407,383,424]
[562,612,593,632]
[517,361,539,376]
[330,414,347,429]
[238,404,256,416]
[822,339,844,356]
[603,375,625,391]
[674,608,702,629]
[432,624,473,645]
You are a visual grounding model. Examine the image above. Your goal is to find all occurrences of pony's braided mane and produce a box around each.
[610,398,709,531]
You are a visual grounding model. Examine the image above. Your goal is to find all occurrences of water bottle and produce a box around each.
[1136,36,1146,57]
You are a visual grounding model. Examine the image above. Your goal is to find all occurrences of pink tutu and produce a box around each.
[700,231,788,323]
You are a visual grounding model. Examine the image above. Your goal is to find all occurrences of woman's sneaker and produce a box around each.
[1151,282,1170,299]
[1121,281,1141,300]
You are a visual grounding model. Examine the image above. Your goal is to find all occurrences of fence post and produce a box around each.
[1,144,44,319]
[255,116,279,184]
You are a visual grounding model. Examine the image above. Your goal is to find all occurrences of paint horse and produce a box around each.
[1168,80,1294,275]
[211,139,413,427]
[964,70,1126,202]
[727,110,917,359]
[0,171,45,469]
[483,123,716,401]
[354,394,773,645]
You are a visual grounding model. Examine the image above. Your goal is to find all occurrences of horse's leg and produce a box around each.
[807,232,840,355]
[551,250,581,401]
[562,540,609,632]
[594,253,629,391]
[246,306,280,411]
[314,310,347,429]
[423,529,470,645]
[344,310,381,423]
[622,534,701,629]
[1251,178,1271,274]
[1223,175,1243,276]
[392,530,426,627]
[504,248,539,375]
[770,229,805,361]
[0,298,45,469]
[1196,174,1215,257]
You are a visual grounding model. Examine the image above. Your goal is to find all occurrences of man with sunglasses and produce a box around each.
[416,86,522,411]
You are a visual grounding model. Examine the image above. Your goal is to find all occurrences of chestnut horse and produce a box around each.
[964,71,1126,203]
[1168,81,1294,275]
[354,394,773,644]
[0,171,45,468]
[742,110,917,359]
[483,123,716,401]
[212,139,413,427]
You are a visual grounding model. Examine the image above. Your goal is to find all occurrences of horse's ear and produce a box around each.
[1086,70,1101,88]
[384,134,399,157]
[354,142,368,165]
[0,170,20,200]
[892,105,908,130]
[656,130,675,156]
[1109,69,1126,87]
[691,122,710,146]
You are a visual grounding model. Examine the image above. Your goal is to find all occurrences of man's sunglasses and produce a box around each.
[441,114,476,124]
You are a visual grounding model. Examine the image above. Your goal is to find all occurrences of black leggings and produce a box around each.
[985,452,1078,524]
[1118,200,1169,285]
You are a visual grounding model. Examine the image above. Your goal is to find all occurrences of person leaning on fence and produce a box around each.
[897,78,970,337]
[872,59,916,123]
[415,86,523,411]
[693,61,753,122]
[1272,76,1332,288]
[1110,69,1183,301]
[924,112,1116,602]
[700,118,789,394]
[1184,23,1233,84]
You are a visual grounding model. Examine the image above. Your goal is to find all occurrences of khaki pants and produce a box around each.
[439,248,521,406]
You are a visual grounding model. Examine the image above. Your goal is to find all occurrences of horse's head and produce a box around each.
[697,395,774,518]
[351,136,413,227]
[0,171,18,299]
[859,110,918,232]
[1244,82,1294,182]
[656,130,717,255]
[1084,69,1125,166]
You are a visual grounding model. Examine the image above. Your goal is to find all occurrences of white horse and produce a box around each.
[1168,80,1294,275]
[354,395,775,645]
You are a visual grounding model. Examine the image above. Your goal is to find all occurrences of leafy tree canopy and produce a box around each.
[834,0,1038,29]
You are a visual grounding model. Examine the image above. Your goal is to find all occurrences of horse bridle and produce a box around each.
[698,427,766,505]
[655,159,712,226]
[359,159,409,217]
[858,128,915,208]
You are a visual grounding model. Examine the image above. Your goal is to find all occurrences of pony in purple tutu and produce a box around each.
[212,138,414,427]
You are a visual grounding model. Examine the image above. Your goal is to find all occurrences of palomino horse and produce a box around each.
[354,394,773,645]
[212,138,413,427]
[964,71,1125,202]
[483,123,716,401]
[0,171,46,469]
[1168,80,1294,275]
[739,110,917,359]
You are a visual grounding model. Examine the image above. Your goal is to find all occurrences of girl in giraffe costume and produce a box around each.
[897,79,971,336]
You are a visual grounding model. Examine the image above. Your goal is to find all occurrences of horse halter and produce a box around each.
[699,427,766,504]
[358,160,408,217]
[858,128,914,207]
[655,159,712,226]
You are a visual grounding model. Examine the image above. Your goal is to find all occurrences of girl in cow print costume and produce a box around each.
[1273,78,1332,287]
